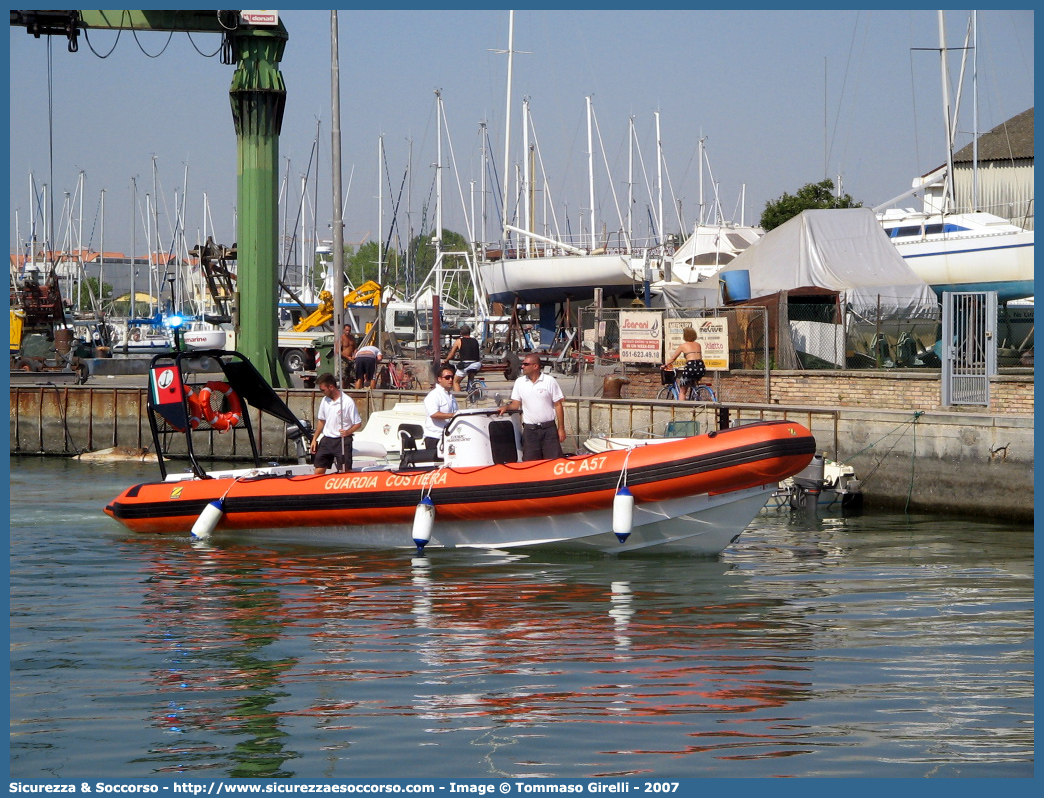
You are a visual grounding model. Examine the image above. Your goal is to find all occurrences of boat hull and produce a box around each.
[105,420,816,554]
[481,252,640,304]
[884,214,1034,301]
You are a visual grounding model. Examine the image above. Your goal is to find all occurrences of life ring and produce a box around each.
[194,381,243,432]
[185,387,206,430]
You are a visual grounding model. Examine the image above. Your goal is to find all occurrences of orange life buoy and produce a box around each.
[194,381,243,432]
[185,387,206,430]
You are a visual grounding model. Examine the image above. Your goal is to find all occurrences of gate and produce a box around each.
[941,291,997,406]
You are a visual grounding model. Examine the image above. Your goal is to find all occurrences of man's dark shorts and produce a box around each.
[314,435,353,471]
[355,355,377,383]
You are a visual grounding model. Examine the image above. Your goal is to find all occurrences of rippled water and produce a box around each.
[8,456,1034,778]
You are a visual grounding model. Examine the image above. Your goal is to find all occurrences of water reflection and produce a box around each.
[135,543,300,776]
[9,457,1033,778]
[127,539,822,775]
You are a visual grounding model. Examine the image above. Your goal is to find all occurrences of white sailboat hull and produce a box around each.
[895,227,1033,300]
[482,252,640,304]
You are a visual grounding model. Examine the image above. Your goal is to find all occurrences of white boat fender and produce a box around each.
[613,487,634,543]
[191,499,225,539]
[412,496,436,553]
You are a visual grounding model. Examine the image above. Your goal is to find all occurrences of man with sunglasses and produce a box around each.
[497,354,565,460]
[422,366,459,450]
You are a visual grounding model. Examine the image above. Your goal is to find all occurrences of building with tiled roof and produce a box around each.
[951,107,1033,229]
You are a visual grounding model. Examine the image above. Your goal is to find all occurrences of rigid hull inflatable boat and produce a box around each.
[104,350,816,554]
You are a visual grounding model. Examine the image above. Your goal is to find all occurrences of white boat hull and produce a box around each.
[896,229,1033,299]
[482,252,640,304]
[881,211,1034,301]
[197,483,775,555]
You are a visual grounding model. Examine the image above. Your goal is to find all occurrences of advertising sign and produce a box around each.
[695,317,729,370]
[664,317,730,371]
[619,311,662,363]
[241,10,279,25]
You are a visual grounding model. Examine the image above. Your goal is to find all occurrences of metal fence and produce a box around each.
[791,303,943,370]
[576,306,771,403]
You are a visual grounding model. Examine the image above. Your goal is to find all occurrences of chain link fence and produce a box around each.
[569,297,980,401]
[575,306,771,403]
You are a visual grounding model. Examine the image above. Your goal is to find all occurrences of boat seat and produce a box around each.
[399,428,441,470]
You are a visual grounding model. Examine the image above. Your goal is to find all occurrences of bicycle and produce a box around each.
[657,368,717,402]
[379,360,418,391]
[464,367,486,405]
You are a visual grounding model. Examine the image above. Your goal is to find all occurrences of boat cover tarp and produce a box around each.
[652,279,719,309]
[719,208,938,320]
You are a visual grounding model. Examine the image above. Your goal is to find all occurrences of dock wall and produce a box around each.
[10,378,1033,522]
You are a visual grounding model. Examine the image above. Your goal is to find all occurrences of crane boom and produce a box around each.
[11,9,290,386]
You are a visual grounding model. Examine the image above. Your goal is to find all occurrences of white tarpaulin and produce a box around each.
[719,208,938,320]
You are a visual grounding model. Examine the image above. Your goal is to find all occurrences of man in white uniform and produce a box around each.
[422,365,459,449]
[310,372,363,474]
[497,354,565,460]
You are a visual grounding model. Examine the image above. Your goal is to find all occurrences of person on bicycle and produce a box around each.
[446,325,482,393]
[663,327,706,386]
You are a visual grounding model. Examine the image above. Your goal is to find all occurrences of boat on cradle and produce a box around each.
[103,349,817,554]
[583,435,861,513]
[479,223,764,306]
[879,208,1033,301]
[481,249,647,305]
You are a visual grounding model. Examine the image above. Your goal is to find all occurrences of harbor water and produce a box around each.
[8,455,1033,779]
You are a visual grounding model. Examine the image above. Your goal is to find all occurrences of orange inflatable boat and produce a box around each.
[104,350,816,554]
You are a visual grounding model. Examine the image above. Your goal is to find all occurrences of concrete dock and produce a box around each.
[9,368,1033,522]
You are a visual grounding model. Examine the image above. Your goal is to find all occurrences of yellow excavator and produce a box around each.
[277,280,382,373]
[291,280,381,332]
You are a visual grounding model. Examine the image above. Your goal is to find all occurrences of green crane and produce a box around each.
[11,10,290,386]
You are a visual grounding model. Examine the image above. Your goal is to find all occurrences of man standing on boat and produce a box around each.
[310,372,362,474]
[445,324,482,393]
[498,354,566,460]
[422,365,459,450]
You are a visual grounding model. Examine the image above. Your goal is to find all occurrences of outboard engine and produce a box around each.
[789,453,825,516]
[286,421,314,464]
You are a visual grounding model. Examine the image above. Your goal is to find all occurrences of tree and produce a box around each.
[76,277,113,310]
[759,179,861,231]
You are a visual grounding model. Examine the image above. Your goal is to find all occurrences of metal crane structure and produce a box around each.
[10,10,290,385]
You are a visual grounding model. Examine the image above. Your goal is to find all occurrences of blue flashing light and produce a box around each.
[166,314,184,329]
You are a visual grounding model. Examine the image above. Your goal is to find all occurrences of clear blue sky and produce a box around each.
[7,8,1035,261]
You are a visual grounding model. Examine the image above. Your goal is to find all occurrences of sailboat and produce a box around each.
[874,12,1033,302]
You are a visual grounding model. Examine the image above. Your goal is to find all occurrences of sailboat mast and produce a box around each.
[522,98,530,256]
[627,116,634,248]
[971,10,979,211]
[377,134,384,338]
[99,188,105,317]
[656,111,664,246]
[938,10,955,213]
[130,177,137,320]
[330,10,345,368]
[587,96,595,251]
[479,122,487,252]
[435,90,444,298]
[501,10,514,242]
